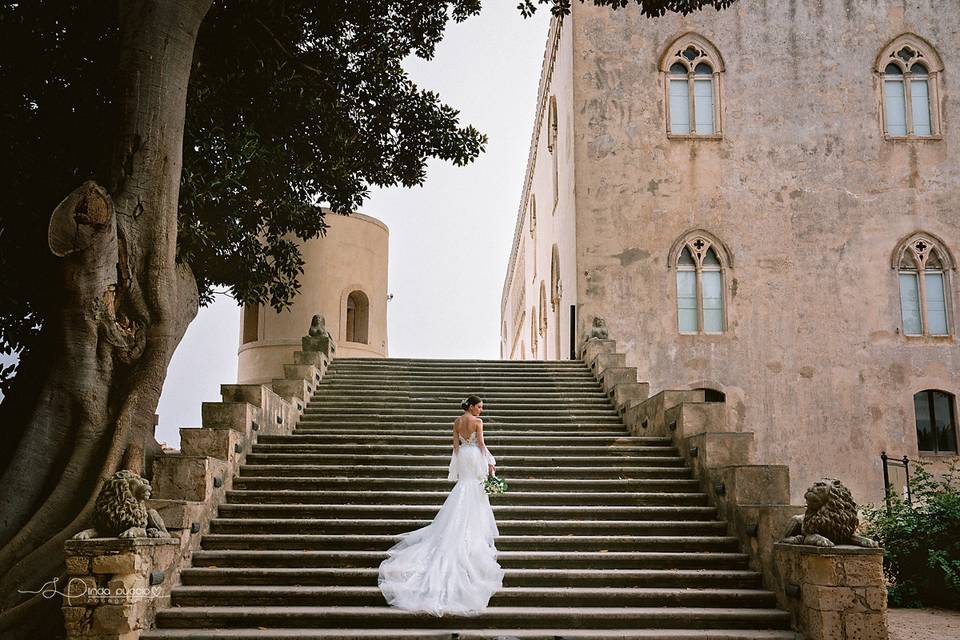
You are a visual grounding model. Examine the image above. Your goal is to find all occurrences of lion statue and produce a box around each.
[73,470,171,539]
[587,317,609,341]
[781,478,879,548]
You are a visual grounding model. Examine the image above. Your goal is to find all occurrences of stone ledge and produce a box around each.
[774,543,885,556]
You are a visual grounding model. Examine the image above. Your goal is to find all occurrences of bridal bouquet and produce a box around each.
[483,475,508,495]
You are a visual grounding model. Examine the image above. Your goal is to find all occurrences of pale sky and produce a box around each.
[152,4,552,447]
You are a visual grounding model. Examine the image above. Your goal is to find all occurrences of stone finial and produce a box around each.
[781,478,879,548]
[73,470,172,539]
[587,316,609,341]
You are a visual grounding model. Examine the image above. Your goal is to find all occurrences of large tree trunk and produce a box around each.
[0,1,212,635]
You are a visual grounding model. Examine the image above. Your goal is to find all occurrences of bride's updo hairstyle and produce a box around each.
[461,395,482,411]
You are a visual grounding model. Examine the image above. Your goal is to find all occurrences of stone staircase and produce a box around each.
[143,357,794,639]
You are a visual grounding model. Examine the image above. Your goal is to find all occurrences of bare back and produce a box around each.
[453,414,481,441]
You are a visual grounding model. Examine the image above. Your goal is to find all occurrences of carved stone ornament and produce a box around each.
[308,314,331,340]
[587,317,609,341]
[781,478,879,548]
[73,470,172,540]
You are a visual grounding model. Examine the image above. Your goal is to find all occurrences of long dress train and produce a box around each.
[377,432,504,616]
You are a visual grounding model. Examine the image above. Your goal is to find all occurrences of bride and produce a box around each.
[378,395,504,616]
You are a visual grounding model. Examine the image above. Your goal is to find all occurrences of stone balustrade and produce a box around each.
[61,334,335,640]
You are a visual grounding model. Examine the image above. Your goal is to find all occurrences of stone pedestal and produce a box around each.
[62,538,180,640]
[774,543,888,640]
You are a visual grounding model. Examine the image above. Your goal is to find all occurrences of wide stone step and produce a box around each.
[322,372,598,381]
[315,381,606,390]
[170,585,776,608]
[231,476,702,493]
[307,394,612,404]
[223,489,708,507]
[209,518,729,536]
[215,504,717,521]
[305,399,616,409]
[243,454,687,467]
[274,432,659,444]
[294,422,625,432]
[190,549,747,570]
[300,412,621,422]
[237,464,694,479]
[144,628,797,640]
[299,417,625,426]
[249,444,676,456]
[179,567,764,588]
[200,534,739,552]
[154,606,791,630]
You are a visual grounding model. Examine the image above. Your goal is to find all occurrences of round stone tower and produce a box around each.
[237,211,389,384]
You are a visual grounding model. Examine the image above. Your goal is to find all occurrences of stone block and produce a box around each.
[683,432,754,469]
[271,377,311,404]
[719,464,790,506]
[666,401,727,440]
[610,382,650,412]
[220,383,270,408]
[152,455,228,502]
[803,584,857,611]
[592,352,625,377]
[179,427,245,464]
[600,367,637,393]
[302,333,335,357]
[293,349,330,371]
[843,554,885,587]
[845,611,888,640]
[92,553,140,575]
[62,605,93,634]
[623,390,706,436]
[283,364,320,394]
[106,574,142,604]
[803,554,842,586]
[146,499,207,530]
[201,401,256,435]
[581,338,616,366]
[64,575,98,606]
[92,604,135,633]
[865,587,887,610]
[66,555,91,575]
[806,608,845,640]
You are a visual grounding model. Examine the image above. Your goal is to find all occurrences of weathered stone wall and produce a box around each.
[569,0,960,502]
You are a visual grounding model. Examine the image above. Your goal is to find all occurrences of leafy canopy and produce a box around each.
[0,0,486,390]
[0,0,737,392]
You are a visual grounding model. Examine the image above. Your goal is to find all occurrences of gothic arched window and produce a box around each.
[550,244,561,312]
[895,235,953,336]
[671,233,729,334]
[661,35,724,137]
[878,36,943,138]
[530,305,538,358]
[539,280,548,342]
[914,389,957,454]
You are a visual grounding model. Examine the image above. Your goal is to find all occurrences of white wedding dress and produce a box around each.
[377,432,504,616]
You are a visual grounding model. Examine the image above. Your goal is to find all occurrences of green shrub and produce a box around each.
[862,461,960,609]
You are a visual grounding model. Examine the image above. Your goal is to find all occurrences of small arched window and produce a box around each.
[896,235,952,336]
[662,35,723,137]
[550,244,561,312]
[539,281,548,339]
[672,234,728,334]
[878,36,943,138]
[530,305,538,358]
[548,96,559,211]
[345,290,369,344]
[529,194,537,238]
[914,389,957,454]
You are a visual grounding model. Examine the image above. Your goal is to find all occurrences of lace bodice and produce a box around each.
[458,432,479,446]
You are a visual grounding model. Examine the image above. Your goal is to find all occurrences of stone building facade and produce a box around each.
[501,0,960,502]
[238,211,389,384]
